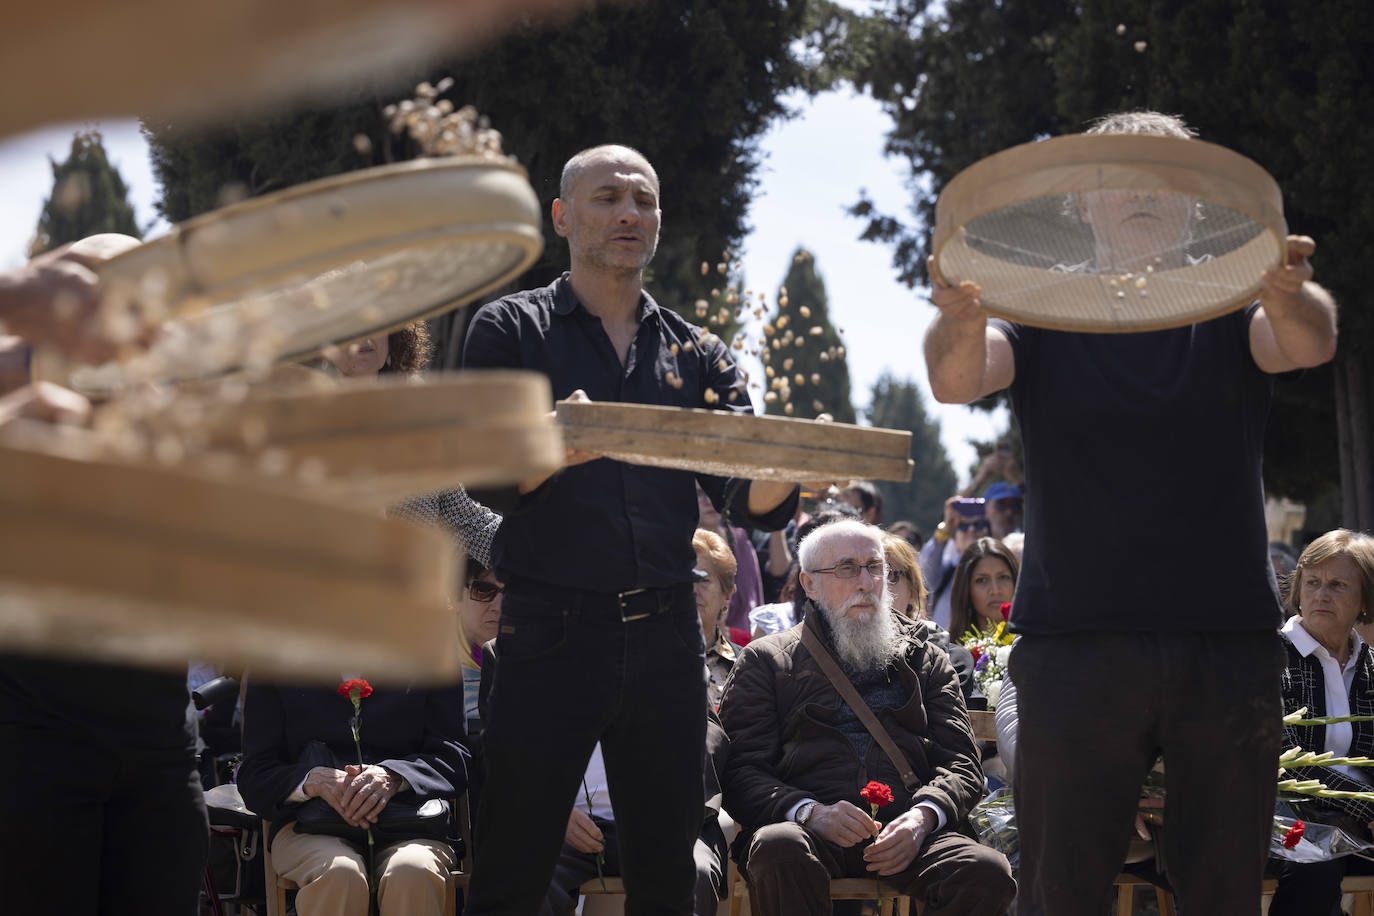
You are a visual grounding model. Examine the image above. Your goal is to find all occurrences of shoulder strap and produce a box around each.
[800,617,920,792]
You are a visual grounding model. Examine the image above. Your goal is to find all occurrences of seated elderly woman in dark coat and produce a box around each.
[1271,528,1374,916]
[238,678,468,916]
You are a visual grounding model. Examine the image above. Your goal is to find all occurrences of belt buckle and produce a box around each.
[618,587,651,622]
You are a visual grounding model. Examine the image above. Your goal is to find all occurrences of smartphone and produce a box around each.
[953,497,986,518]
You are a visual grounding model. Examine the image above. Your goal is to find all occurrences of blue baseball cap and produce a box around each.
[983,481,1022,503]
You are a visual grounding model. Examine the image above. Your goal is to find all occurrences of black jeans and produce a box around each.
[0,722,208,915]
[1010,630,1284,916]
[1268,852,1374,916]
[541,819,725,916]
[465,582,708,916]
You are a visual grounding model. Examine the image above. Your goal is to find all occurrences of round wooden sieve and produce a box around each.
[931,134,1287,332]
[39,157,542,392]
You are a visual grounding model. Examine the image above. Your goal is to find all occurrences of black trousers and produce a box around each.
[541,818,725,916]
[1268,852,1374,916]
[0,722,209,915]
[744,821,1015,916]
[465,583,708,916]
[1011,630,1284,916]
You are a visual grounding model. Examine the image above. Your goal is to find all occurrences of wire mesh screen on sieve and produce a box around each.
[932,134,1287,332]
[44,157,543,393]
[69,237,533,391]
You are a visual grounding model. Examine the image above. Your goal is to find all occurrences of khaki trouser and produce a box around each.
[272,822,455,916]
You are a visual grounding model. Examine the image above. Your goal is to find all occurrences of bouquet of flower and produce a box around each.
[969,787,1019,867]
[961,607,1015,708]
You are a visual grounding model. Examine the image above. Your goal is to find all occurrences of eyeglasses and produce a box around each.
[957,519,992,534]
[810,560,886,580]
[886,568,907,585]
[468,581,504,603]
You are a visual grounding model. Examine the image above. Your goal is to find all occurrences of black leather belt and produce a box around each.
[507,578,690,623]
[611,586,680,622]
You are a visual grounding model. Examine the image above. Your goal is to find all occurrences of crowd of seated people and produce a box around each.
[0,234,1360,915]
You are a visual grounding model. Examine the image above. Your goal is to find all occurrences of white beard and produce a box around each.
[817,588,901,674]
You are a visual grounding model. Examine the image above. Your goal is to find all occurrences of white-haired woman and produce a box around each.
[1270,529,1374,915]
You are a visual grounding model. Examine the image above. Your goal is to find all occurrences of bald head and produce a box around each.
[560,145,659,200]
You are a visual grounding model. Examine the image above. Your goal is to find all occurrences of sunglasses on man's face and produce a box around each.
[957,519,991,534]
[468,580,504,603]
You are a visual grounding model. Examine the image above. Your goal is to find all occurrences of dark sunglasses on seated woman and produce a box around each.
[468,580,504,603]
[886,568,908,585]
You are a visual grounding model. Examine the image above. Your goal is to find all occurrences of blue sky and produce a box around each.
[0,90,1006,497]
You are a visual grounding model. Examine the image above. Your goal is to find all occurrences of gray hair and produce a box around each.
[797,517,884,573]
[559,144,659,200]
[1069,111,1204,235]
[1086,111,1197,139]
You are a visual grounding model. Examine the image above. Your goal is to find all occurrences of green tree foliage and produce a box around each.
[841,0,1374,520]
[761,249,856,422]
[144,0,816,365]
[838,0,1075,287]
[865,374,956,528]
[30,130,142,256]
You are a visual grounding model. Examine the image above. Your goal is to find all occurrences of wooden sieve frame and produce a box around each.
[931,134,1288,332]
[43,156,543,391]
[0,443,460,683]
[152,370,563,505]
[556,401,914,484]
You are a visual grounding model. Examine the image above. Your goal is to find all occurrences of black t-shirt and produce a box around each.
[994,304,1281,634]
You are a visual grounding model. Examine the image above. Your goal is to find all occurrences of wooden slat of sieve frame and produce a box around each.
[184,371,553,446]
[557,403,913,483]
[0,445,458,681]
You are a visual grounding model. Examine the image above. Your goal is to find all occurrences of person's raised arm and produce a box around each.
[1249,235,1338,374]
[745,480,799,520]
[923,256,1014,404]
[766,528,792,578]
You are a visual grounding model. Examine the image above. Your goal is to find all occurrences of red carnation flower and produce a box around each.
[1282,820,1305,849]
[1000,602,1011,621]
[337,678,373,699]
[859,780,895,907]
[335,677,377,902]
[860,780,894,809]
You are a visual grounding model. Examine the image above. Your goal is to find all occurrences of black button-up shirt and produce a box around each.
[464,274,798,592]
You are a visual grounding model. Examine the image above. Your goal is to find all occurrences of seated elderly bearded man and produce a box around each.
[719,518,1014,915]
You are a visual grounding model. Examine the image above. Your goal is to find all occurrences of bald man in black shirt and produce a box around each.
[461,144,798,916]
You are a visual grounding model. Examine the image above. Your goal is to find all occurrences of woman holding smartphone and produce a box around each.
[919,495,995,630]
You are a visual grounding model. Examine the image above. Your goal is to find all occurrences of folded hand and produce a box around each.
[340,764,400,827]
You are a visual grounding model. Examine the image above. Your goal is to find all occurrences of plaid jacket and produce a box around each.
[1279,633,1374,826]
